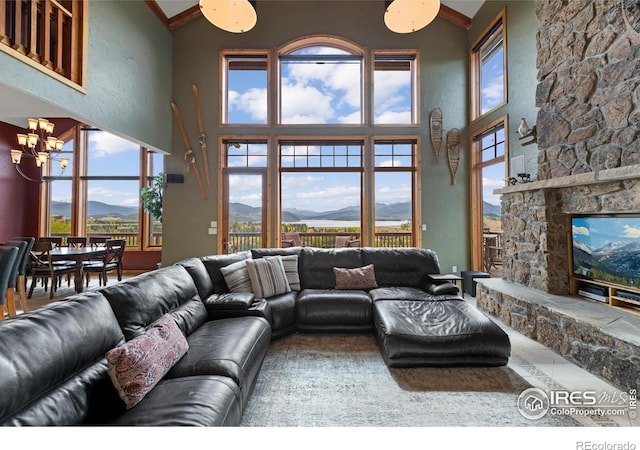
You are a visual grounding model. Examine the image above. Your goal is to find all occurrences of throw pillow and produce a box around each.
[246,256,291,298]
[334,264,378,290]
[220,260,253,293]
[106,314,189,409]
[280,254,301,291]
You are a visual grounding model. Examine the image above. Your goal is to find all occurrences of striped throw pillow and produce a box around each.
[280,254,301,291]
[246,256,291,298]
[220,260,253,293]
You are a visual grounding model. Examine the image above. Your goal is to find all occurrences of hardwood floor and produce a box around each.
[11,273,138,315]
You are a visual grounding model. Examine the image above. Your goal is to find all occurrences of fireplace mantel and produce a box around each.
[495,164,640,195]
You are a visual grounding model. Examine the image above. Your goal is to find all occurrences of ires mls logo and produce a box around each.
[517,387,636,421]
[517,388,550,420]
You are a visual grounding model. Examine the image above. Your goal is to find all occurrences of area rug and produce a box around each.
[240,334,580,427]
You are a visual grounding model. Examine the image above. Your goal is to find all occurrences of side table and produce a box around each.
[426,273,463,290]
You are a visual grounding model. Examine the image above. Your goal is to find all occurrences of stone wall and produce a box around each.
[499,1,640,294]
[501,177,640,295]
[535,0,640,180]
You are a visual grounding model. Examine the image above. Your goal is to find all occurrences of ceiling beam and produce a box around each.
[438,4,472,30]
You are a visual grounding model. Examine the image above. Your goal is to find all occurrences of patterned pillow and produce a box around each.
[220,259,253,293]
[106,314,189,409]
[246,256,291,298]
[280,254,301,291]
[334,264,378,290]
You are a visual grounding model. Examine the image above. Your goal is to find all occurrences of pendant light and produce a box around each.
[384,0,441,33]
[199,0,257,33]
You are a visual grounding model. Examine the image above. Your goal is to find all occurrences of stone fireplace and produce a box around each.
[476,1,640,392]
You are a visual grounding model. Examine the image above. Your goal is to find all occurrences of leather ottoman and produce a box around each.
[373,299,510,367]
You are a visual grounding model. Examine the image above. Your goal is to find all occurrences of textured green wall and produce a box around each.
[164,1,470,269]
[0,0,172,152]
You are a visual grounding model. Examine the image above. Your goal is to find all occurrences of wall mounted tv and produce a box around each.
[571,215,640,289]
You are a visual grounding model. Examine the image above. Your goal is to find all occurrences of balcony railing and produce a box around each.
[0,0,85,85]
[52,232,162,248]
[229,231,413,253]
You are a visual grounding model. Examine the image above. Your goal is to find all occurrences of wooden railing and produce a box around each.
[53,232,162,248]
[229,231,413,252]
[0,0,85,85]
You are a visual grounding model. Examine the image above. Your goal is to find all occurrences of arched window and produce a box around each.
[278,36,364,125]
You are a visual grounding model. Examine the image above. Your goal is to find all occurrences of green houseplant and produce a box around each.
[141,172,164,222]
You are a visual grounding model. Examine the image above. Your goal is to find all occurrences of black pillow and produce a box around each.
[427,282,459,295]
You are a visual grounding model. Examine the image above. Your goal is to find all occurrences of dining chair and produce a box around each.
[84,239,126,287]
[0,246,19,321]
[10,237,35,312]
[88,236,111,247]
[38,236,63,248]
[66,237,87,248]
[3,240,31,316]
[28,242,77,300]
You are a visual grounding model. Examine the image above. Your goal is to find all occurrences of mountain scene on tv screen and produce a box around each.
[573,231,640,288]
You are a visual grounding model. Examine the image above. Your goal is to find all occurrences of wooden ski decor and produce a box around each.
[447,128,461,185]
[192,84,211,186]
[170,101,208,200]
[430,107,443,163]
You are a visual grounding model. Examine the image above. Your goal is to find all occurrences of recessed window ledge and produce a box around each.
[495,164,640,195]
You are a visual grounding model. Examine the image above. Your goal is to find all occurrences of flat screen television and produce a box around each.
[571,215,640,289]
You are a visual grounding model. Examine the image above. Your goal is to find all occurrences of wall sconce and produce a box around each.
[384,0,441,33]
[199,0,257,33]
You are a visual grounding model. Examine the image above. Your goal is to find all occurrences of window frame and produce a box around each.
[372,50,420,126]
[39,123,163,251]
[469,7,507,122]
[277,35,366,126]
[220,50,271,126]
[469,115,509,271]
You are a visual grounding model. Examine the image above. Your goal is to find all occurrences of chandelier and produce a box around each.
[10,118,68,182]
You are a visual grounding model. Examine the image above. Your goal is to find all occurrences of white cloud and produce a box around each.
[572,225,590,236]
[229,87,267,122]
[89,131,138,158]
[481,74,504,113]
[482,176,504,206]
[374,110,411,124]
[376,184,411,203]
[87,186,139,207]
[281,81,335,123]
[378,159,403,167]
[623,224,640,238]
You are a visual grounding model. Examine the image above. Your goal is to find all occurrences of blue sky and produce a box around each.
[572,217,640,250]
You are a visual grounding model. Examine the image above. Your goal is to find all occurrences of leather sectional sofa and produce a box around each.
[0,247,510,426]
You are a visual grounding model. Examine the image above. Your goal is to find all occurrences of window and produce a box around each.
[470,8,506,120]
[218,36,421,252]
[41,124,163,250]
[0,0,87,86]
[374,140,417,247]
[373,52,418,124]
[279,38,363,124]
[470,117,508,273]
[280,140,363,247]
[222,52,269,124]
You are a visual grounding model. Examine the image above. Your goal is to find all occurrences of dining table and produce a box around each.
[50,246,107,294]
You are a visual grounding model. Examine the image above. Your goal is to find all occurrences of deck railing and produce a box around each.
[229,231,413,252]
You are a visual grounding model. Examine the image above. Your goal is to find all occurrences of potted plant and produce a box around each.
[141,172,164,222]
